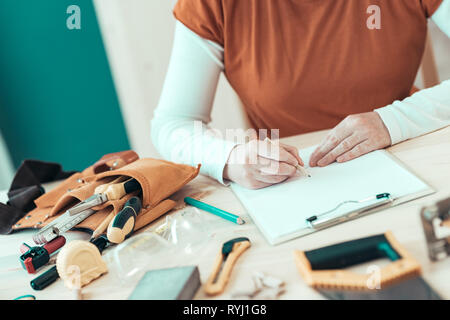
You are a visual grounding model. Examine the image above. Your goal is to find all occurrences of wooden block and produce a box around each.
[128,266,201,300]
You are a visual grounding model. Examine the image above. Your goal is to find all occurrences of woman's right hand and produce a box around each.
[223,139,304,189]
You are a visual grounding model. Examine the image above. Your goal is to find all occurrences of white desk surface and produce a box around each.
[1,127,450,300]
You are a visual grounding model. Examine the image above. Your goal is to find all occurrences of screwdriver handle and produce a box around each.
[94,184,108,195]
[95,178,141,200]
[107,197,142,244]
[105,178,140,200]
[94,176,124,195]
[43,236,66,255]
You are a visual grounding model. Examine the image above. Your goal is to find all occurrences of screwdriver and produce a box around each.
[107,197,142,244]
[68,178,141,216]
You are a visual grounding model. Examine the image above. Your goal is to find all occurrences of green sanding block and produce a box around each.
[128,266,201,300]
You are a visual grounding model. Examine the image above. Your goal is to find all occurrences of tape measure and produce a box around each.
[33,208,96,244]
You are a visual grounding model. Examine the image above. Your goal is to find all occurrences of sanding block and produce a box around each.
[128,266,201,300]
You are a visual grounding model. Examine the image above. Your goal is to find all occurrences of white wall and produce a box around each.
[429,20,450,82]
[94,1,450,158]
[94,0,247,159]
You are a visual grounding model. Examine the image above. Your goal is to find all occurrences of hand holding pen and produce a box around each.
[223,135,309,190]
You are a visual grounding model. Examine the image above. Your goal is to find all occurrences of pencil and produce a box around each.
[264,137,311,178]
[184,197,245,225]
[296,164,311,178]
[91,212,114,239]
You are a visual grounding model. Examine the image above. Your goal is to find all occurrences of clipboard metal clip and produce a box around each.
[306,193,393,230]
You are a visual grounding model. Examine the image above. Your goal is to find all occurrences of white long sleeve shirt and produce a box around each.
[151,1,450,184]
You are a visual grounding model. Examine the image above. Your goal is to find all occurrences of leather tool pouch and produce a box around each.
[11,154,199,234]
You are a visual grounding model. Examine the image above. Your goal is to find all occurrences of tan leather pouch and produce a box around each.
[12,158,199,233]
[33,151,139,210]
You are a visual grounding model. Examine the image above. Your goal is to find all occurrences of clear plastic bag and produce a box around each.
[104,232,173,285]
[105,203,253,285]
[105,206,217,285]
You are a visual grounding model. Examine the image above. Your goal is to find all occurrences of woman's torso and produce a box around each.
[175,0,441,137]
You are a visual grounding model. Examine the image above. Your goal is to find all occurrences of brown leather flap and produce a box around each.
[91,150,139,175]
[12,158,200,233]
[34,151,139,209]
[94,158,201,209]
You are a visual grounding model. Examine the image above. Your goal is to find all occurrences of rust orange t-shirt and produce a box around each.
[174,0,443,138]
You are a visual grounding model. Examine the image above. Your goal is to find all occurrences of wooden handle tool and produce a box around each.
[204,237,251,296]
[68,177,141,217]
[93,176,125,195]
[94,178,141,201]
[91,212,115,239]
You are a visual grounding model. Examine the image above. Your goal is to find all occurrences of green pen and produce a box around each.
[184,197,245,225]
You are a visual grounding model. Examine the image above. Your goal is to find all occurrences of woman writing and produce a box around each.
[152,0,450,189]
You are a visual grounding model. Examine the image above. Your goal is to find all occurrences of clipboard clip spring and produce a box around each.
[306,193,392,228]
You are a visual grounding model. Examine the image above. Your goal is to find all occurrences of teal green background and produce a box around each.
[0,0,130,171]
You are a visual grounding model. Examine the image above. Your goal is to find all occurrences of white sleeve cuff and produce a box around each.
[212,140,238,186]
[375,106,404,145]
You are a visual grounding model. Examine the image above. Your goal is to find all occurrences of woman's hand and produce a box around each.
[223,139,304,189]
[309,112,391,167]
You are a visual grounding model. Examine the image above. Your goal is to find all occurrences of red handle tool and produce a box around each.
[19,236,66,274]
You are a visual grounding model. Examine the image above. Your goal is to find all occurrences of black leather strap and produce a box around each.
[8,160,76,194]
[0,202,25,234]
[0,160,77,234]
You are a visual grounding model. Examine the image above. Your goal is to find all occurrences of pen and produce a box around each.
[91,212,114,239]
[184,197,245,225]
[264,137,311,178]
[295,164,311,178]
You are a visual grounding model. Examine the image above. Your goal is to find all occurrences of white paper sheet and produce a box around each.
[231,146,434,245]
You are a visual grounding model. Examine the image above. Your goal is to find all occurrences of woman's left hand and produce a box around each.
[309,112,392,167]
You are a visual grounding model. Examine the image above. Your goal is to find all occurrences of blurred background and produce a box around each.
[0,0,130,187]
[0,0,449,190]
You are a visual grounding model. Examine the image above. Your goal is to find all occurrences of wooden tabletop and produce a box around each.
[1,126,450,300]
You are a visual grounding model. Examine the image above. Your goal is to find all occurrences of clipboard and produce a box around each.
[230,147,435,245]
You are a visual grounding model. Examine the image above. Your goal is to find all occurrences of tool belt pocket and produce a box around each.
[87,158,201,231]
[48,176,131,218]
[13,158,200,233]
[93,158,200,211]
